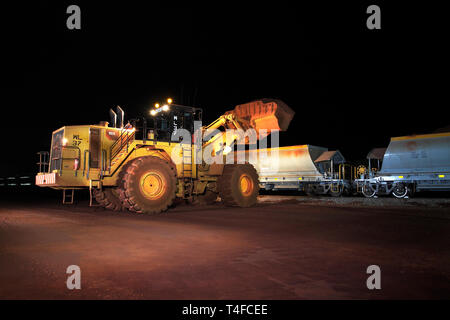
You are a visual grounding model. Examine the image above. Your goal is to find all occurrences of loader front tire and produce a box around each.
[217,164,259,207]
[120,156,177,214]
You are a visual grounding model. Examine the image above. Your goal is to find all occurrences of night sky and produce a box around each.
[2,1,449,176]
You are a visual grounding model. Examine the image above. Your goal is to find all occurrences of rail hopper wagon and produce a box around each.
[355,132,450,198]
[235,145,354,197]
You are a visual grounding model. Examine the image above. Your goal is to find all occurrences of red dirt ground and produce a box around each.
[1,196,449,299]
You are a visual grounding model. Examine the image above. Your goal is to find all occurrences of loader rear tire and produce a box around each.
[217,164,259,207]
[93,188,123,211]
[120,156,177,214]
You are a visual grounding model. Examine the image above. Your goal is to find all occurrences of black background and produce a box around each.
[0,300,442,318]
[1,1,449,176]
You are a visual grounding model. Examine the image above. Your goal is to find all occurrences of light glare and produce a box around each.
[223,145,232,154]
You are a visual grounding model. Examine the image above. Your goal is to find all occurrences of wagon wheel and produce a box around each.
[392,183,408,198]
[362,183,376,198]
[330,184,344,197]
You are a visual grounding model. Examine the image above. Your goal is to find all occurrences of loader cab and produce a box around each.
[136,104,202,143]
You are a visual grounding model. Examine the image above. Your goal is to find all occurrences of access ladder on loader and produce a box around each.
[62,189,75,204]
[181,144,194,199]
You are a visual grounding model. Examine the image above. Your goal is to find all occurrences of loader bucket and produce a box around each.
[227,99,295,138]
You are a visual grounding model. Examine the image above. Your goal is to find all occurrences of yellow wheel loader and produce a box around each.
[35,99,294,213]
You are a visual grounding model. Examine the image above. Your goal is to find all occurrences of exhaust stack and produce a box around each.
[109,109,117,128]
[116,106,125,128]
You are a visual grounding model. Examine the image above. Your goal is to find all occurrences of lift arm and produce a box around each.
[202,99,295,154]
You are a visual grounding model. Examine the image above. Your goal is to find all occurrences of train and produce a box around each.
[239,131,450,198]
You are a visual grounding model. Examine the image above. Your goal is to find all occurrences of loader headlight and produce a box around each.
[151,104,170,115]
[167,98,173,104]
